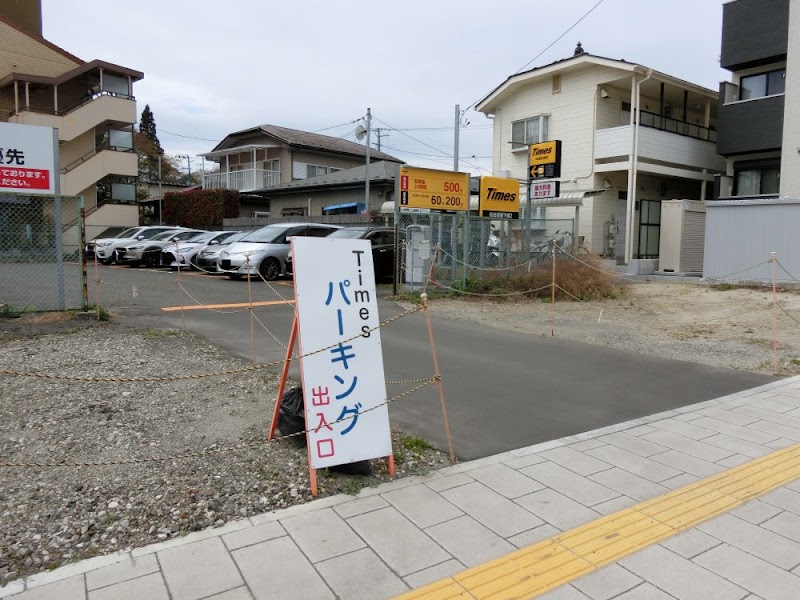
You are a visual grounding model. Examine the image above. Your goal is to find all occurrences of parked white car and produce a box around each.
[161,230,242,270]
[217,223,341,280]
[194,231,249,273]
[116,229,207,267]
[93,226,183,265]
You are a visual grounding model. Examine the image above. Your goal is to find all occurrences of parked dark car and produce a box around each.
[285,226,395,280]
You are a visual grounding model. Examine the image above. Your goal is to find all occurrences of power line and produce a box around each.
[160,129,221,143]
[312,118,362,133]
[372,119,487,173]
[464,0,607,111]
[513,0,606,74]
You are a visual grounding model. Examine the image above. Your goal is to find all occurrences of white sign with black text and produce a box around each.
[0,122,56,195]
[529,180,560,200]
[291,236,393,469]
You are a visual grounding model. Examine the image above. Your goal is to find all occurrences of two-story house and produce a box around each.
[703,0,800,284]
[0,0,144,241]
[201,124,402,218]
[476,44,725,268]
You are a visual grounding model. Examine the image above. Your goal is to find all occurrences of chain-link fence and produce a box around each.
[395,212,574,290]
[0,194,85,311]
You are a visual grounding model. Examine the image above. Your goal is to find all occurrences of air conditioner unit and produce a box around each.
[658,200,706,274]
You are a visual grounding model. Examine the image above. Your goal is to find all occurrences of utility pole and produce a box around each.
[373,127,389,153]
[158,154,163,225]
[177,154,192,185]
[365,108,371,217]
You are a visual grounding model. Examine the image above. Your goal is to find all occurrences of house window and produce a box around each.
[740,69,786,100]
[262,159,279,172]
[511,116,549,149]
[552,75,561,94]
[292,162,343,179]
[281,207,307,216]
[734,164,780,196]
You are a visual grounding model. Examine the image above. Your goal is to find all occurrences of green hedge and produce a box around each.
[162,189,240,228]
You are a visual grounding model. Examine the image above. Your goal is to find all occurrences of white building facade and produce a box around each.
[476,47,724,265]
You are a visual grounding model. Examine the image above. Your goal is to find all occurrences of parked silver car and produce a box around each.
[93,226,183,265]
[161,230,242,270]
[217,223,341,280]
[117,229,207,267]
[194,231,248,273]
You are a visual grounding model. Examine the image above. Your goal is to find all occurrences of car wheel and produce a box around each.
[259,257,281,281]
[99,256,113,265]
[144,251,160,268]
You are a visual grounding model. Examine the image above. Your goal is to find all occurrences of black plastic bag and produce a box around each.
[276,386,372,475]
[277,386,307,448]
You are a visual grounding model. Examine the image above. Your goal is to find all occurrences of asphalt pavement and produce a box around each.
[93,265,774,460]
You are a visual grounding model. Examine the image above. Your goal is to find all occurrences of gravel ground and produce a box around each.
[418,281,800,375]
[0,319,448,586]
[3,280,799,586]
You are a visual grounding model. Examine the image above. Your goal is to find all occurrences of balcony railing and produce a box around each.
[620,109,717,142]
[203,169,280,192]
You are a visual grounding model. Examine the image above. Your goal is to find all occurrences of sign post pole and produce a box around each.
[52,127,65,310]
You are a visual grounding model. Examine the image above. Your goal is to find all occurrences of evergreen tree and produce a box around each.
[139,104,162,153]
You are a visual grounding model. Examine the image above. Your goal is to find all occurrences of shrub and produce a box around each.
[452,254,625,301]
[162,189,240,228]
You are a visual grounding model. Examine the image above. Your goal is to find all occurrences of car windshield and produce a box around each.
[174,231,205,241]
[141,228,178,240]
[188,231,217,243]
[220,231,247,244]
[327,228,369,239]
[117,227,142,238]
[150,230,180,241]
[239,225,292,244]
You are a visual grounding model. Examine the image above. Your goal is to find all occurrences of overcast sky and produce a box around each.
[42,0,728,176]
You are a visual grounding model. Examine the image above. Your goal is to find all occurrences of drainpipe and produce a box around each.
[625,68,652,265]
[700,99,712,201]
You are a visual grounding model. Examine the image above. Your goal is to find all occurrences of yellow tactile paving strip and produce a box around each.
[395,443,800,600]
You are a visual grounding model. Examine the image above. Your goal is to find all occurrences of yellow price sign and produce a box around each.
[398,166,469,212]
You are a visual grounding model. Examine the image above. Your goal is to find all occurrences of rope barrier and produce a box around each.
[775,259,800,284]
[775,301,800,326]
[703,260,772,282]
[0,376,439,469]
[0,306,422,383]
[555,247,643,282]
[427,280,555,298]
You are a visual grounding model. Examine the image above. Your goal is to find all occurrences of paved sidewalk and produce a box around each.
[3,377,800,600]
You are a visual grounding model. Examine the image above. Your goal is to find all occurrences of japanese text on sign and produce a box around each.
[399,166,469,212]
[0,122,56,194]
[292,237,392,469]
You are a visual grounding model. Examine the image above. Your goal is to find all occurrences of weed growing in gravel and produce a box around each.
[402,435,434,455]
[85,303,110,321]
[0,304,37,317]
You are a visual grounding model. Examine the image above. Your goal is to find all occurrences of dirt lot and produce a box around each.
[424,281,800,376]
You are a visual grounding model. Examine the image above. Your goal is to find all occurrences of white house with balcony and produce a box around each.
[476,44,725,265]
[200,124,402,213]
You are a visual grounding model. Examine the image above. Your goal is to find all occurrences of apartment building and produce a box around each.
[703,0,800,283]
[476,44,724,268]
[201,124,402,217]
[0,1,144,237]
